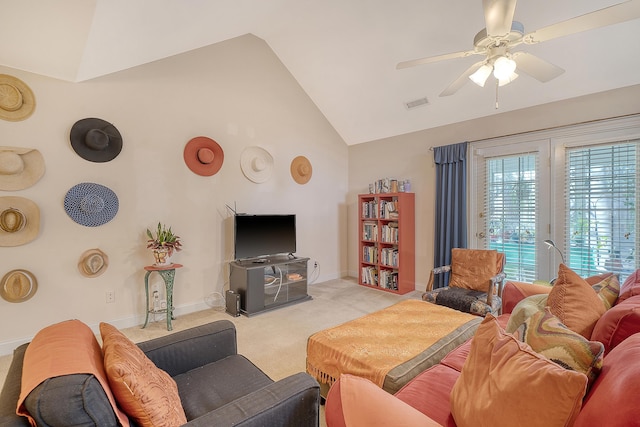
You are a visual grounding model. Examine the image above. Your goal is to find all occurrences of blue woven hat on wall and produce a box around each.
[64,182,119,227]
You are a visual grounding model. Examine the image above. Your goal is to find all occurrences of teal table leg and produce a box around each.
[142,271,152,328]
[157,269,176,331]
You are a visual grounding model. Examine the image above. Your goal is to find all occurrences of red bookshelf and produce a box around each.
[358,192,415,294]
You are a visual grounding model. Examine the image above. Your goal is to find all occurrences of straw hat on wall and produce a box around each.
[0,197,40,247]
[290,156,312,184]
[240,146,274,183]
[0,74,36,122]
[78,249,109,278]
[0,147,45,191]
[1,269,38,303]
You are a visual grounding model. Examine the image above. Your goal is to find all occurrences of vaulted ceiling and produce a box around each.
[2,0,639,145]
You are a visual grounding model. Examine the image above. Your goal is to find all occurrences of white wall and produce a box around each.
[347,85,640,290]
[0,34,349,354]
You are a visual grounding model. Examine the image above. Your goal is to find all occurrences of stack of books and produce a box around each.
[368,178,411,194]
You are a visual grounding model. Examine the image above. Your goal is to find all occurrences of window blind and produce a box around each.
[484,153,539,282]
[565,140,639,280]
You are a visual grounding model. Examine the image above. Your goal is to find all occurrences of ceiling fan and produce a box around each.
[397,0,640,97]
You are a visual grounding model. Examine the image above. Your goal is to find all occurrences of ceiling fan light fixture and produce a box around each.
[469,64,493,87]
[498,72,519,86]
[493,56,517,80]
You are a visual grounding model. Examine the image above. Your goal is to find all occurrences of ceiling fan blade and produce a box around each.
[439,61,485,97]
[524,0,640,44]
[512,52,564,82]
[396,49,478,70]
[483,0,518,37]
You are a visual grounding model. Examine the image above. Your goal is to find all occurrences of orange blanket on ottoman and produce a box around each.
[306,299,478,390]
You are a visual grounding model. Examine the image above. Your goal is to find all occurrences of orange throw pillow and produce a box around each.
[100,323,187,427]
[338,374,441,427]
[450,315,588,427]
[547,264,606,339]
[449,249,498,292]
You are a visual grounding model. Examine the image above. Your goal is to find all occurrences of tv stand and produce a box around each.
[229,256,311,316]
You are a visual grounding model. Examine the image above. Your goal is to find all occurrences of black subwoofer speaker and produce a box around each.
[226,290,241,317]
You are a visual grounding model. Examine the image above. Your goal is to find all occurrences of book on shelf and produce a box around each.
[380,247,399,267]
[361,266,378,286]
[361,200,378,219]
[379,270,398,290]
[368,178,411,194]
[381,222,399,243]
[362,246,378,264]
[379,199,399,219]
[362,222,378,241]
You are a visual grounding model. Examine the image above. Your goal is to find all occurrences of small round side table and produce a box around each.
[142,263,183,331]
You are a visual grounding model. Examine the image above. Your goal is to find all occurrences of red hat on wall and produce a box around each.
[183,136,224,176]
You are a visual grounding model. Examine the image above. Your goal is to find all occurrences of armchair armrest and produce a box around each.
[184,373,320,427]
[486,271,507,308]
[138,320,237,377]
[0,344,30,427]
[501,281,552,314]
[426,265,451,291]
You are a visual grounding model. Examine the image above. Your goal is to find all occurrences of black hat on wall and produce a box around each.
[70,118,123,162]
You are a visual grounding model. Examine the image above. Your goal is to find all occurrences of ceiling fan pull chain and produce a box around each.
[495,79,500,110]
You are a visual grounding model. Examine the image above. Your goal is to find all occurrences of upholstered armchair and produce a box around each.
[423,248,506,316]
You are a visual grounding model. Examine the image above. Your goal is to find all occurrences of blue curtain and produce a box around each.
[433,141,468,288]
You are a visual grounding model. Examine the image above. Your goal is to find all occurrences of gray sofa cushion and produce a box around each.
[24,374,120,427]
[174,354,273,420]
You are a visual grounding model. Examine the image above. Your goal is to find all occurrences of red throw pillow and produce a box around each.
[618,269,640,303]
[590,295,640,354]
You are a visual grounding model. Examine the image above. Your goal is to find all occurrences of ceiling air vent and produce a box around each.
[404,97,429,110]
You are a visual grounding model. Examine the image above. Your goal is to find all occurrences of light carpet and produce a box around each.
[0,278,422,425]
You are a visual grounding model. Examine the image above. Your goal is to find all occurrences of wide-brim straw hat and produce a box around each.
[78,248,109,278]
[1,269,38,303]
[0,196,40,247]
[240,146,274,183]
[290,156,312,184]
[0,146,45,191]
[183,136,224,176]
[64,182,119,227]
[0,74,36,122]
[70,118,123,163]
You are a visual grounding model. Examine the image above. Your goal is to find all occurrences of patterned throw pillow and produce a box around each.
[100,323,187,427]
[591,273,620,310]
[516,308,604,387]
[505,294,548,333]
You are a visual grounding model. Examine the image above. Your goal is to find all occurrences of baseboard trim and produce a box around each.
[0,300,211,356]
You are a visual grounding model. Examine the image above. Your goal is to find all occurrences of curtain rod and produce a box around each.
[429,113,638,151]
[426,113,638,152]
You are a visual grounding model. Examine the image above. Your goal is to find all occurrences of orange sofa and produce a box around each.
[326,268,640,427]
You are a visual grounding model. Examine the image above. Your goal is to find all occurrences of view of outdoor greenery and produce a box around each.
[566,143,637,279]
[483,140,638,283]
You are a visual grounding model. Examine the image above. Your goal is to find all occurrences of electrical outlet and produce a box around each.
[106,291,115,303]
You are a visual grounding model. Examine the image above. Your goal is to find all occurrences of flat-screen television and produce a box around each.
[234,214,296,260]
